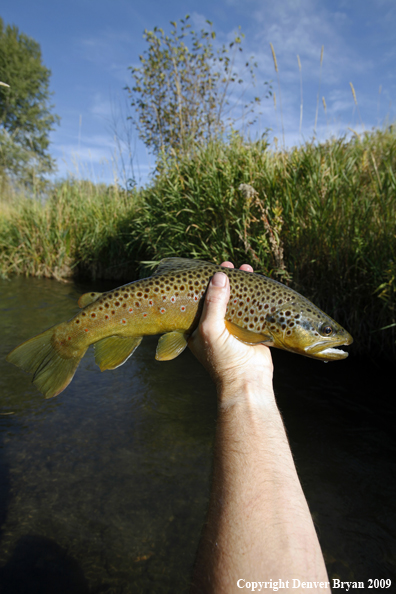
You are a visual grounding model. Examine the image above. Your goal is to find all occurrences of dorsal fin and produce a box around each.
[78,292,103,308]
[153,258,215,276]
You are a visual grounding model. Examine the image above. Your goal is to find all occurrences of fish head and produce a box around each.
[266,300,353,361]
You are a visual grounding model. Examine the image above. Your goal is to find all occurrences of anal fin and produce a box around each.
[225,320,273,345]
[155,331,189,361]
[94,335,143,371]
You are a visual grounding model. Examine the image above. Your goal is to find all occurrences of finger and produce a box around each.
[239,264,253,272]
[220,261,234,269]
[199,272,230,337]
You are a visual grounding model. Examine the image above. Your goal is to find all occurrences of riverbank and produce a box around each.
[1,128,395,357]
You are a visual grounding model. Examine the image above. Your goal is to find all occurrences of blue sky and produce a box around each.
[2,0,395,186]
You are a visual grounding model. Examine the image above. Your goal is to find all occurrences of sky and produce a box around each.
[1,0,395,187]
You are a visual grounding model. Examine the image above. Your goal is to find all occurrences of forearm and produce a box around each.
[191,382,330,593]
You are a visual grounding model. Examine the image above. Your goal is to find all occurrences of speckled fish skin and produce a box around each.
[7,258,353,398]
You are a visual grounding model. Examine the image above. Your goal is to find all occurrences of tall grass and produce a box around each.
[0,180,140,280]
[132,128,396,356]
[1,128,395,357]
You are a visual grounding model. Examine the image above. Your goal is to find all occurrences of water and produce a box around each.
[0,277,395,593]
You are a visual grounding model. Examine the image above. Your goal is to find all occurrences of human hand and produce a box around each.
[188,262,274,408]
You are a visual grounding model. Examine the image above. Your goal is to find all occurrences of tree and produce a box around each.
[0,17,59,188]
[125,16,270,157]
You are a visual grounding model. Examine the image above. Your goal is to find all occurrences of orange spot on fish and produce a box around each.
[68,337,71,341]
[148,300,153,306]
[171,296,176,302]
[180,306,186,312]
[129,308,133,313]
[121,319,126,324]
[143,313,147,317]
[84,329,88,332]
[160,308,166,314]
[105,315,109,319]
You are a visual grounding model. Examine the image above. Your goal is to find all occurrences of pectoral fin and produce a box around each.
[94,335,143,371]
[78,292,103,308]
[155,331,189,361]
[225,320,273,345]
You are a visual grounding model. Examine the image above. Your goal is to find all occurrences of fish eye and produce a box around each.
[322,325,333,336]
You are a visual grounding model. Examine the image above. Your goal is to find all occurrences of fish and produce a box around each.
[7,257,353,398]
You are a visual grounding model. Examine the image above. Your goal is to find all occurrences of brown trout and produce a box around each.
[7,258,353,398]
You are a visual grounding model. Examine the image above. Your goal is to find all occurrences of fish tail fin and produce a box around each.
[6,328,87,398]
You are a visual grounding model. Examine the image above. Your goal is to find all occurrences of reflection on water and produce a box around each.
[0,277,395,592]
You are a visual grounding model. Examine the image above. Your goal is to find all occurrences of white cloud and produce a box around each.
[76,30,135,84]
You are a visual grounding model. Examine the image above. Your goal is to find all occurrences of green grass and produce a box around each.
[0,179,140,280]
[1,128,395,358]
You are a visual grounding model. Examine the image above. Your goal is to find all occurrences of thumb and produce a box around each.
[199,272,230,338]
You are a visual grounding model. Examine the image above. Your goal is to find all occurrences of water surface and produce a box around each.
[0,277,395,593]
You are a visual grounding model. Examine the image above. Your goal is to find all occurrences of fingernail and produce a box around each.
[211,272,227,287]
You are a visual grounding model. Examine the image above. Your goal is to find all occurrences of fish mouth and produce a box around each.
[304,334,353,361]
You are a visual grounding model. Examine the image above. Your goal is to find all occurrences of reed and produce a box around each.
[0,179,140,280]
[132,129,396,357]
[297,55,303,135]
[270,43,285,147]
[314,46,324,136]
[1,128,395,357]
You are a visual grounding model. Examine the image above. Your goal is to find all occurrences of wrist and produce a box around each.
[217,374,277,413]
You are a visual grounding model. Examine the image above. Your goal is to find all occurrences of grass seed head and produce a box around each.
[270,43,278,72]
